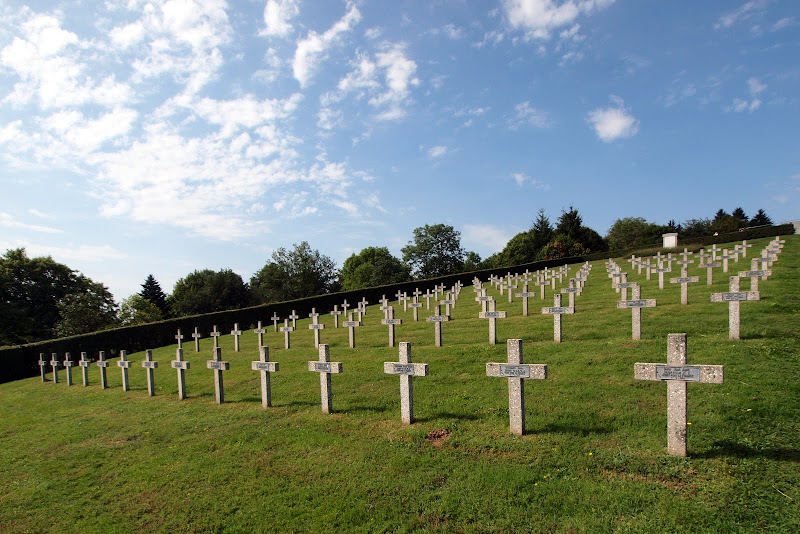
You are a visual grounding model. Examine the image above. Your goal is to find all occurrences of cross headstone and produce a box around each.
[142,349,158,396]
[342,299,350,317]
[380,296,391,319]
[175,329,184,349]
[719,249,734,273]
[440,294,454,316]
[359,297,369,316]
[96,351,109,389]
[171,346,190,400]
[309,308,325,348]
[254,321,266,348]
[50,353,60,384]
[738,261,770,292]
[426,305,449,347]
[409,298,423,321]
[252,346,279,408]
[652,263,671,290]
[279,319,294,349]
[486,339,548,436]
[401,292,410,312]
[709,244,721,261]
[613,278,636,302]
[289,310,299,328]
[381,307,402,347]
[541,294,574,343]
[423,289,433,310]
[699,261,720,286]
[330,305,342,328]
[479,300,507,345]
[740,240,753,257]
[475,290,492,313]
[209,325,221,349]
[711,276,760,340]
[560,281,579,309]
[516,284,535,316]
[536,278,549,299]
[79,351,91,386]
[271,312,280,332]
[191,327,202,352]
[117,350,132,391]
[384,342,428,424]
[63,352,74,386]
[307,344,343,414]
[206,347,230,404]
[669,267,699,305]
[38,353,47,382]
[231,323,243,352]
[616,284,657,340]
[343,313,362,349]
[634,333,724,456]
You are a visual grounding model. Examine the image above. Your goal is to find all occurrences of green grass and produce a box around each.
[1,236,798,533]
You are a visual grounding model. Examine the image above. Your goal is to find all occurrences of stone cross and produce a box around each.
[175,329,184,349]
[699,261,720,286]
[251,346,279,408]
[440,294,454,316]
[486,339,547,436]
[307,344,343,414]
[38,353,47,382]
[719,249,734,273]
[271,312,280,332]
[541,294,574,343]
[740,240,753,257]
[613,278,636,302]
[342,299,349,317]
[669,267,699,305]
[254,321,266,348]
[79,351,91,386]
[63,352,74,386]
[117,350,132,392]
[384,342,428,424]
[279,319,294,349]
[381,307,402,347]
[536,278,549,299]
[709,244,721,261]
[409,298,423,321]
[426,305,449,347]
[142,349,158,396]
[359,297,369,316]
[206,347,230,404]
[289,310,299,328]
[380,296,392,320]
[424,289,433,310]
[516,284,535,316]
[479,300,507,345]
[616,284,657,340]
[738,262,770,292]
[171,346,190,400]
[330,305,342,328]
[308,308,325,348]
[50,352,60,384]
[401,292,410,312]
[209,325,221,349]
[504,282,515,303]
[96,351,109,389]
[231,323,242,352]
[475,291,492,313]
[560,281,579,309]
[394,290,404,306]
[634,333,724,456]
[343,313,362,349]
[191,327,202,352]
[652,263,671,290]
[711,276,760,339]
[413,288,422,302]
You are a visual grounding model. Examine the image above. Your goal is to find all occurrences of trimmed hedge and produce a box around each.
[1,226,793,384]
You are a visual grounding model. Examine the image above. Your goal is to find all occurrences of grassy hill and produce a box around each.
[1,236,797,532]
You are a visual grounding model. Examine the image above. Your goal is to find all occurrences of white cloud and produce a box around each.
[587,96,639,142]
[715,0,768,29]
[428,145,448,158]
[292,4,361,88]
[509,101,549,129]
[512,172,551,189]
[727,77,766,113]
[0,212,63,233]
[463,224,513,253]
[504,0,615,40]
[261,0,300,37]
[772,17,795,31]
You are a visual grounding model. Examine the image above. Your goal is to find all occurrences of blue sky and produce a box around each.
[1,0,798,302]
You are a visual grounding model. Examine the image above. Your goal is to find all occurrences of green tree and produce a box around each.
[401,224,465,279]
[53,278,118,337]
[606,217,668,250]
[168,269,251,316]
[251,242,340,303]
[749,209,773,227]
[711,209,738,234]
[501,231,536,265]
[463,251,482,272]
[555,206,583,241]
[530,208,554,251]
[731,207,749,229]
[680,218,713,238]
[0,248,84,345]
[140,274,168,316]
[119,294,164,326]
[339,246,410,291]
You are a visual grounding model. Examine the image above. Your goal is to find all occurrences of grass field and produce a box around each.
[1,236,798,533]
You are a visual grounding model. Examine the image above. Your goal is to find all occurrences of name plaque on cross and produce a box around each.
[426,316,448,322]
[171,360,190,369]
[542,306,570,314]
[207,361,230,371]
[716,292,756,302]
[311,362,333,373]
[655,365,701,381]
[499,365,531,378]
[618,299,656,308]
[252,361,279,372]
[142,361,158,369]
[481,311,504,318]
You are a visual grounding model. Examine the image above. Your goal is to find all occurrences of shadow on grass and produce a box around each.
[284,400,321,408]
[415,412,480,423]
[538,422,613,436]
[695,440,800,462]
[341,405,390,414]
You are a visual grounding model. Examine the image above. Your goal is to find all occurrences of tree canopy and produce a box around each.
[250,242,340,303]
[606,217,669,250]
[53,278,118,337]
[339,246,410,291]
[119,294,164,326]
[168,269,251,316]
[140,274,168,316]
[401,224,465,279]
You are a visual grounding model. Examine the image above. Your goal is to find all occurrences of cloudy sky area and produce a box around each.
[1,0,798,301]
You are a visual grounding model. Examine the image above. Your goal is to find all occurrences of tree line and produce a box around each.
[0,206,775,346]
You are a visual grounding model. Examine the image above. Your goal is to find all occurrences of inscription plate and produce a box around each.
[740,270,766,277]
[393,364,415,375]
[655,365,701,382]
[206,361,229,370]
[252,361,279,371]
[499,365,530,378]
[171,361,190,369]
[118,361,132,368]
[480,311,504,318]
[97,362,110,367]
[313,362,331,373]
[475,296,492,301]
[543,307,570,314]
[382,319,402,325]
[343,321,361,327]
[723,293,749,301]
[614,282,635,288]
[79,361,90,367]
[426,316,448,322]
[409,303,423,308]
[279,327,294,332]
[141,361,158,369]
[673,277,695,283]
[309,324,325,330]
[516,292,534,298]
[561,288,579,293]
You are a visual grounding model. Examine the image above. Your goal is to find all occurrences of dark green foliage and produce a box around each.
[731,207,748,228]
[501,231,537,265]
[750,209,773,227]
[139,274,168,316]
[462,251,482,272]
[53,278,118,337]
[680,218,713,239]
[606,217,669,250]
[119,294,164,326]
[402,224,465,279]
[168,269,251,316]
[555,205,583,240]
[250,241,339,303]
[339,246,411,291]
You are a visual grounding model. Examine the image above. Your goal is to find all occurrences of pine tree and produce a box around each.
[749,209,773,227]
[140,274,168,316]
